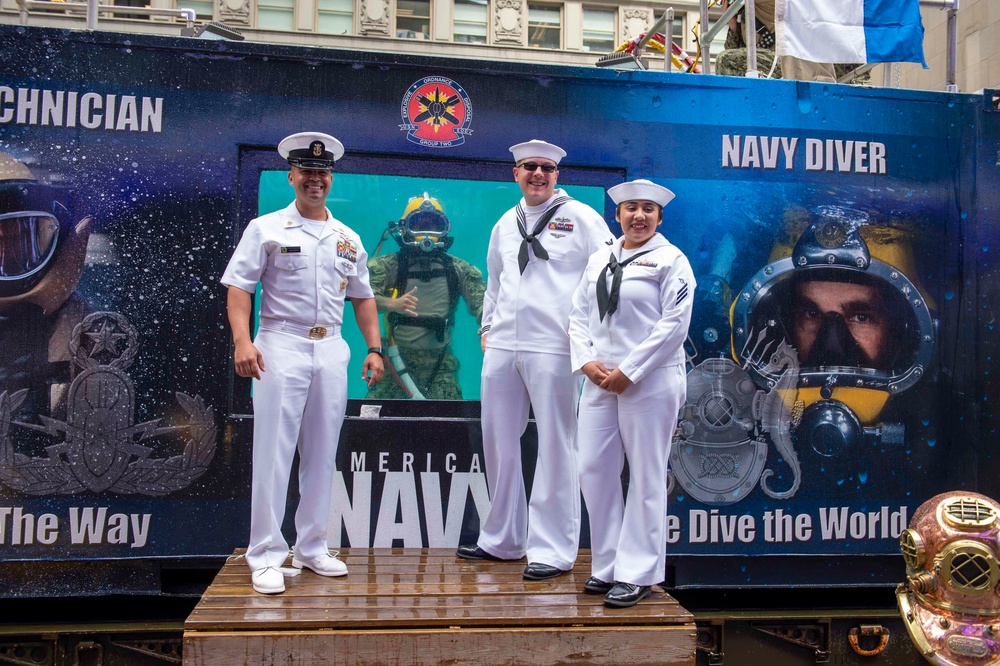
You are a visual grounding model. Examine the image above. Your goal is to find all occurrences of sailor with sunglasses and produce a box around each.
[456,140,614,581]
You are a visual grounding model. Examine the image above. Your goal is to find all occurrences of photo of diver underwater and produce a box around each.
[671,204,940,505]
[366,193,486,400]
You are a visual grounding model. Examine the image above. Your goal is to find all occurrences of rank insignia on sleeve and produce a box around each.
[548,218,574,232]
[676,277,689,305]
[336,239,358,262]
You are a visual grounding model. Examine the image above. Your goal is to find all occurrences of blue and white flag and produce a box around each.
[774,0,927,66]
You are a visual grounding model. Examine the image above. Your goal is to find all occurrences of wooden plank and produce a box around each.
[216,548,590,566]
[211,562,589,577]
[184,626,697,666]
[208,569,595,584]
[199,578,663,596]
[188,594,690,617]
[190,593,686,610]
[185,604,692,631]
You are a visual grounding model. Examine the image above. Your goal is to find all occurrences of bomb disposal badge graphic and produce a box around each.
[400,76,473,148]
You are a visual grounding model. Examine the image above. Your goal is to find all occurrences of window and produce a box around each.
[582,7,614,52]
[178,0,212,20]
[528,3,561,49]
[257,0,293,30]
[671,15,685,48]
[396,0,431,39]
[318,0,353,34]
[454,0,488,44]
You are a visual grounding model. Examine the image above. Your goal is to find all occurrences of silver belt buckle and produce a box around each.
[308,326,327,340]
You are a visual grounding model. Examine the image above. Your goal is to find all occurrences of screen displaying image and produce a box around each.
[258,171,607,400]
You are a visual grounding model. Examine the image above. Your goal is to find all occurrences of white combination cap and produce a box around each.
[607,179,676,208]
[509,139,567,165]
[278,132,345,168]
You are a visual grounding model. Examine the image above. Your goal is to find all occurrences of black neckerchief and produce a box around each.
[596,248,654,321]
[515,195,571,274]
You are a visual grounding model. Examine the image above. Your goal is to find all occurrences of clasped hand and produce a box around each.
[581,361,632,394]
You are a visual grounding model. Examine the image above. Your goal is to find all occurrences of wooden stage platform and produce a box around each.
[182,548,696,665]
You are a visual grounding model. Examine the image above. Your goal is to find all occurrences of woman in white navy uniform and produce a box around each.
[568,179,695,607]
[222,132,384,595]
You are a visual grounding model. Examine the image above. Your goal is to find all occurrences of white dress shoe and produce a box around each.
[251,566,286,594]
[291,552,348,577]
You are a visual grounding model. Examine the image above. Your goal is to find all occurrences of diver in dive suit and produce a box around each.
[366,193,486,400]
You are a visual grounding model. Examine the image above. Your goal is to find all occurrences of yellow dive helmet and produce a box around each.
[730,206,935,453]
[397,193,453,253]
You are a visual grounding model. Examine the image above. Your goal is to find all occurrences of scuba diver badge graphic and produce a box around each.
[672,207,936,504]
[400,76,474,148]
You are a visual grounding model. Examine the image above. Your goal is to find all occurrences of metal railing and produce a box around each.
[16,0,194,30]
[697,0,960,91]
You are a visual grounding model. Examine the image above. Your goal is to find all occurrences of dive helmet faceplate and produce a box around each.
[394,193,453,253]
[731,206,935,428]
[0,152,90,314]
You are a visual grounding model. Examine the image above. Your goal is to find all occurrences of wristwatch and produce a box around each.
[367,346,384,356]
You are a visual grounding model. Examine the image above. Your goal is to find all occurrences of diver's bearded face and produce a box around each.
[792,280,889,369]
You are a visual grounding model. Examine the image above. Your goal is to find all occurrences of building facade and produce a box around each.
[899,0,998,94]
[0,0,996,92]
[0,0,721,69]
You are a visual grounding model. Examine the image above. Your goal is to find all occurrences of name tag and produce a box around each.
[281,246,301,253]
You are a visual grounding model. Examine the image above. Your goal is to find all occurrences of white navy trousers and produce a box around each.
[477,348,581,569]
[578,364,686,586]
[245,324,350,571]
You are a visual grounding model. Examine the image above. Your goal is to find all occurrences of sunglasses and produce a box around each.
[517,162,557,173]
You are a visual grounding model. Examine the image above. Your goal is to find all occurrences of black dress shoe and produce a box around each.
[456,544,504,561]
[583,576,614,594]
[604,582,652,608]
[523,562,568,580]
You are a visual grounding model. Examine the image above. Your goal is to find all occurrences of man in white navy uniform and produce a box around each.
[456,140,615,580]
[222,132,385,595]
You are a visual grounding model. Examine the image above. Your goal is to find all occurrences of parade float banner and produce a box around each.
[0,25,996,591]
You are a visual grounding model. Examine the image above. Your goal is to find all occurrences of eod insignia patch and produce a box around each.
[400,76,473,148]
